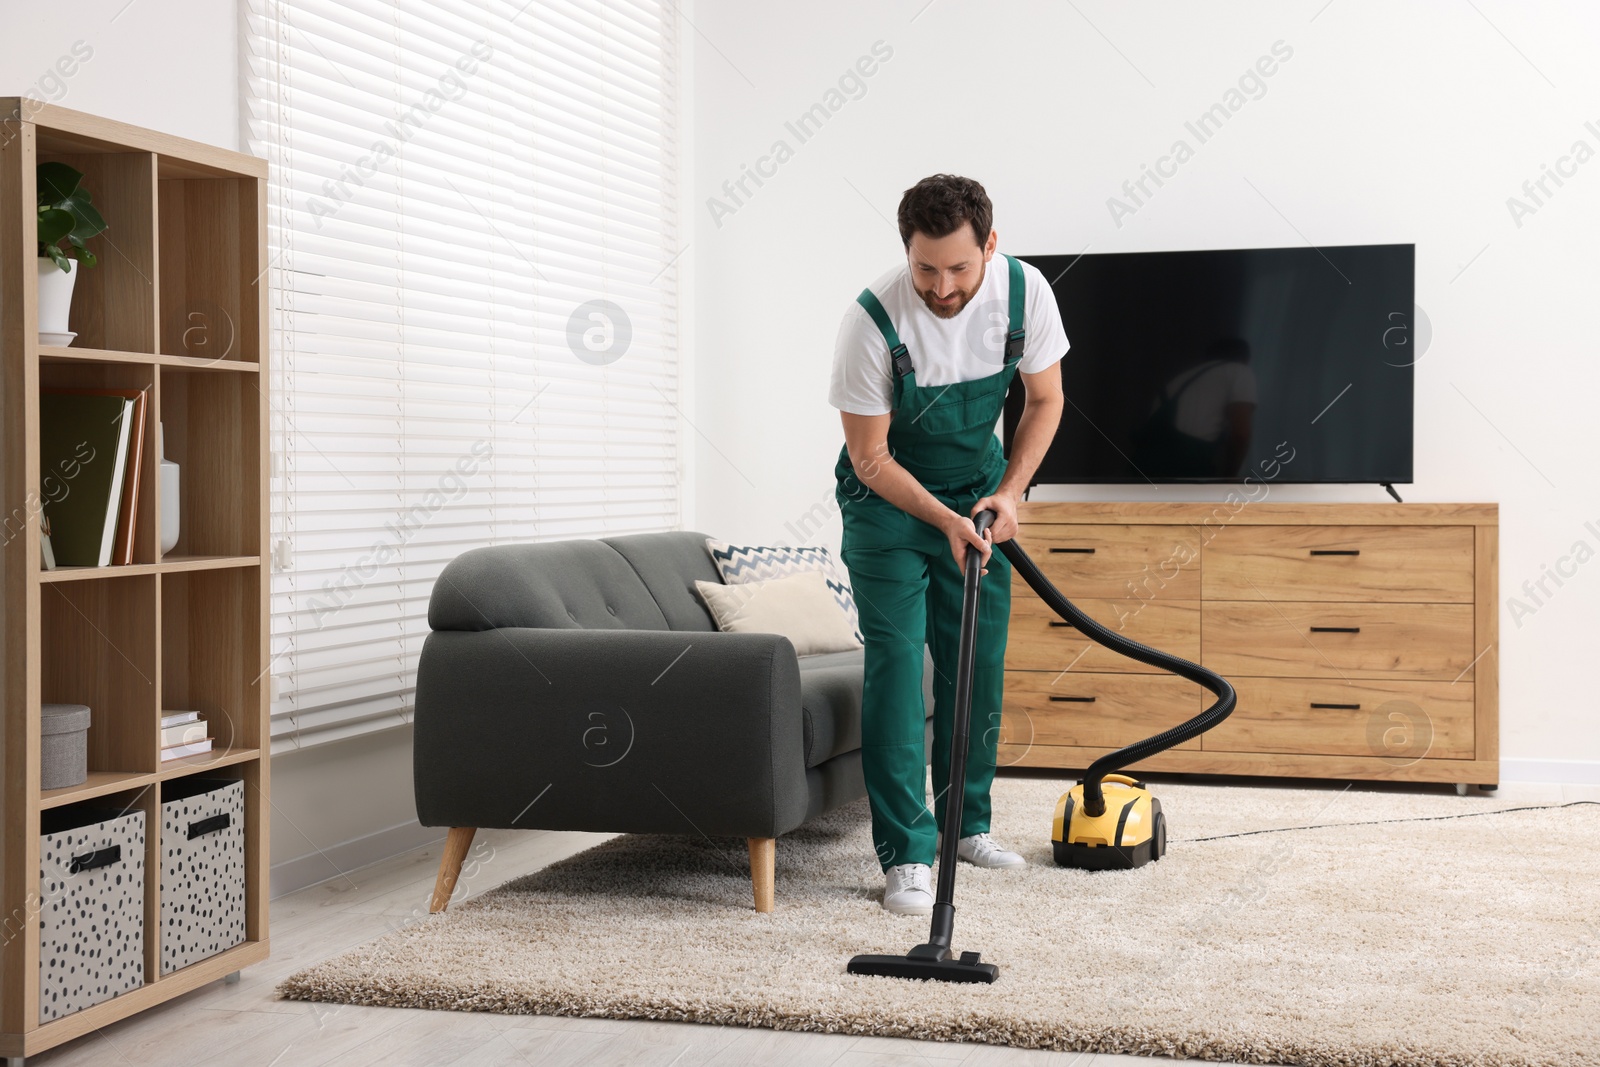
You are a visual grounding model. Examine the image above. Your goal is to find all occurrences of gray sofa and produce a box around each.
[413,530,933,912]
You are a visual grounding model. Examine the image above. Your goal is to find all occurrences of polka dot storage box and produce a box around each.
[159,777,246,975]
[38,803,146,1022]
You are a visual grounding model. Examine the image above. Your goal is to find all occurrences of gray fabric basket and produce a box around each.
[41,703,90,790]
[38,804,145,1022]
[159,778,246,974]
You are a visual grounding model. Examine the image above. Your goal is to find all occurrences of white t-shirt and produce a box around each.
[828,255,1069,416]
[1161,360,1258,442]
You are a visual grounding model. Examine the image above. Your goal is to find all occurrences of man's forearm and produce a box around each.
[844,443,959,531]
[996,397,1064,500]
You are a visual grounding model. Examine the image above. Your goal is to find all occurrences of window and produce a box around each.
[242,0,682,749]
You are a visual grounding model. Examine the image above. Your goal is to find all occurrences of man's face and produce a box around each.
[907,226,997,319]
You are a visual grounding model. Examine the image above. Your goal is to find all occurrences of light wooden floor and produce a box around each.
[26,779,1588,1067]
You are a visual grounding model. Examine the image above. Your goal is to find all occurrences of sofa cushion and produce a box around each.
[704,539,864,645]
[601,531,722,632]
[798,645,936,768]
[429,540,670,632]
[694,572,862,657]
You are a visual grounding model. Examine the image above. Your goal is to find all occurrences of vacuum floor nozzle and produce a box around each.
[846,948,998,984]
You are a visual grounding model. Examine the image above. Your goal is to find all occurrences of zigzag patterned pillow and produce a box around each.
[704,539,863,648]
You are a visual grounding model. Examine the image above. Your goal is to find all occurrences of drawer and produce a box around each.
[1201,525,1474,602]
[1009,595,1200,674]
[1002,671,1202,751]
[1203,601,1475,680]
[1013,524,1202,601]
[1203,676,1475,759]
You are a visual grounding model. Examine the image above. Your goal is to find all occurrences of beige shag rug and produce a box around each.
[279,776,1600,1066]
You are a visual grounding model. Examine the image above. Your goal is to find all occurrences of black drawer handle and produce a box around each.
[1310,702,1362,710]
[1309,626,1361,633]
[1048,547,1095,554]
[188,813,231,840]
[1309,549,1360,556]
[1049,695,1097,703]
[1047,620,1075,628]
[68,846,121,874]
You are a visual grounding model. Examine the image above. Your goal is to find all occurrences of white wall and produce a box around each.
[1,0,240,151]
[689,0,1600,774]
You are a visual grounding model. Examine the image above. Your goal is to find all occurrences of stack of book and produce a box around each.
[160,711,211,761]
[38,387,149,569]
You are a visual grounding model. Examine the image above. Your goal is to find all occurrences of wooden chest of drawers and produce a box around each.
[998,503,1498,787]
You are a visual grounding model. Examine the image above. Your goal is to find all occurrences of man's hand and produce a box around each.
[971,490,1019,544]
[943,511,993,576]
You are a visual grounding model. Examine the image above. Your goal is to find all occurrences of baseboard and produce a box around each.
[270,818,448,899]
[1500,758,1600,786]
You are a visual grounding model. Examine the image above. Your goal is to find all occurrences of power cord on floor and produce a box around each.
[1180,800,1600,843]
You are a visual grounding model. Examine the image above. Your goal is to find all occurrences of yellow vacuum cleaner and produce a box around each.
[1002,534,1235,872]
[1052,775,1165,869]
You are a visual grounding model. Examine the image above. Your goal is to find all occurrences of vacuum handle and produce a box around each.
[961,509,997,577]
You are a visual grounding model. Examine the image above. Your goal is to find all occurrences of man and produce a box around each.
[829,174,1068,914]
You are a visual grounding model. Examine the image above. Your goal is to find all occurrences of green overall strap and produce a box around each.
[856,288,914,378]
[1004,253,1026,364]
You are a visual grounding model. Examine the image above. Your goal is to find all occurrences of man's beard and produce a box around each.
[917,260,986,319]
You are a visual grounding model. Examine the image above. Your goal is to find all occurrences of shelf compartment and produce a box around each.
[38,359,158,566]
[161,566,265,758]
[157,173,260,363]
[156,772,248,975]
[37,148,157,354]
[156,368,262,557]
[37,788,154,1024]
[40,573,159,775]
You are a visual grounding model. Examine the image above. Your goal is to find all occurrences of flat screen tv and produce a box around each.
[1004,243,1415,486]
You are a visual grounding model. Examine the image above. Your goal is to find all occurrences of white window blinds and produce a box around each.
[242,0,682,751]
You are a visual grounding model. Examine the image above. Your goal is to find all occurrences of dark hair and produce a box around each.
[897,174,993,249]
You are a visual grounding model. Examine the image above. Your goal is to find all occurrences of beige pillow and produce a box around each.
[694,570,863,657]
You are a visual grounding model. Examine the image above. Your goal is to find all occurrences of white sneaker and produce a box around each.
[953,832,1026,869]
[882,863,934,915]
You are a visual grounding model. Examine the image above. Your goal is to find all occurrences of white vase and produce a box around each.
[37,257,78,342]
[159,423,181,555]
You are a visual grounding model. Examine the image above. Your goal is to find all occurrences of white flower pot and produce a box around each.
[37,256,78,343]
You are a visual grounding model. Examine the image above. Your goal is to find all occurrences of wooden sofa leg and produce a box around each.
[430,827,477,913]
[748,837,775,913]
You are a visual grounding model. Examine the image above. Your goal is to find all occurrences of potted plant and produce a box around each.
[36,161,108,344]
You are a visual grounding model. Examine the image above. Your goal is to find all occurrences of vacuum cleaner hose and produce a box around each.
[994,531,1236,818]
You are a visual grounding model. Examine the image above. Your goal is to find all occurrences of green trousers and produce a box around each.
[841,483,1011,872]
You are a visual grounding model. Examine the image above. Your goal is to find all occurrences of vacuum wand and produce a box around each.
[846,508,1001,984]
[926,507,993,950]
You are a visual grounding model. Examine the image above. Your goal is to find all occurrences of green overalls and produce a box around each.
[833,253,1026,872]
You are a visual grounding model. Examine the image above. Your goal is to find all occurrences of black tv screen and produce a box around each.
[1005,243,1415,485]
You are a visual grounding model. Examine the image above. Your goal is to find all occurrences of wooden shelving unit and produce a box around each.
[0,101,269,1061]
